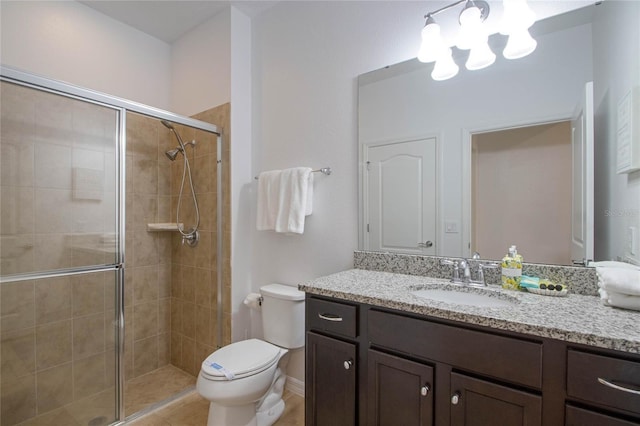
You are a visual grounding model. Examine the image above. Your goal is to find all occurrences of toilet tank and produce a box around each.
[260,284,305,349]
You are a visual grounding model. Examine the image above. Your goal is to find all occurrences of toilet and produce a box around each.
[196,283,305,426]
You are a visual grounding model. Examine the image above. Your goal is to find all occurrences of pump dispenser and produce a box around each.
[502,245,523,290]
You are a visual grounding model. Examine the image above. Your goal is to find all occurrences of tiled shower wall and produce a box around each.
[0,82,118,425]
[169,103,231,376]
[123,112,173,380]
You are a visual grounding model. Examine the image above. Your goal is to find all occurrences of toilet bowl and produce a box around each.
[196,284,305,426]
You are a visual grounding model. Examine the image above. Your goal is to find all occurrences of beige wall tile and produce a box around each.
[158,332,171,367]
[0,372,37,425]
[34,143,71,190]
[1,280,35,332]
[159,298,171,333]
[35,276,72,325]
[182,302,195,339]
[194,267,211,307]
[1,186,35,236]
[170,298,182,335]
[36,362,73,414]
[73,313,105,359]
[133,266,159,304]
[73,353,106,399]
[132,230,158,266]
[158,264,171,298]
[132,194,158,229]
[1,327,36,381]
[34,189,73,233]
[132,155,158,195]
[181,336,196,376]
[33,233,72,271]
[181,266,195,303]
[127,112,158,157]
[195,305,211,345]
[170,332,181,367]
[71,274,105,317]
[36,320,72,370]
[133,336,158,377]
[133,302,158,341]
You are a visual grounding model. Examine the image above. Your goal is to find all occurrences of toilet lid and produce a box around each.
[201,339,281,380]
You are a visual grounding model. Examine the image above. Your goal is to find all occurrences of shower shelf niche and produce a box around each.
[147,223,184,232]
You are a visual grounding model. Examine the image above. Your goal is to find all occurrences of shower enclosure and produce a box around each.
[0,67,224,425]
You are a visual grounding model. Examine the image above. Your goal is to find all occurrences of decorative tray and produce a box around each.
[526,287,568,297]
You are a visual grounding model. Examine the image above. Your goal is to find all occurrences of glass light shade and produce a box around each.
[466,42,496,70]
[503,28,537,59]
[500,0,536,35]
[418,21,446,63]
[457,5,483,50]
[431,48,459,81]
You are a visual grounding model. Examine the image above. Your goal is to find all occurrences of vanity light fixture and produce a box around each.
[417,0,537,80]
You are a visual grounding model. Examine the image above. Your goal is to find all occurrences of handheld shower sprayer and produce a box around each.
[161,119,200,247]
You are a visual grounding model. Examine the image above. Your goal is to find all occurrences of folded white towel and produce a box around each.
[256,170,282,231]
[599,288,640,311]
[590,260,640,270]
[596,267,640,296]
[275,167,313,234]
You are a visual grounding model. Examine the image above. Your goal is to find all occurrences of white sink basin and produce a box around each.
[411,288,519,308]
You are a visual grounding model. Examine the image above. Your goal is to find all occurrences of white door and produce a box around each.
[364,138,437,254]
[571,81,594,265]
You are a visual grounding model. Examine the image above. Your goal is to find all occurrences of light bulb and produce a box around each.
[466,42,496,70]
[457,4,483,50]
[503,27,537,59]
[418,19,446,63]
[431,48,459,81]
[500,0,535,35]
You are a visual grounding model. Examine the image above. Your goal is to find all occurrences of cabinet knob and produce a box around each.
[344,359,353,370]
[451,392,460,405]
[420,385,430,396]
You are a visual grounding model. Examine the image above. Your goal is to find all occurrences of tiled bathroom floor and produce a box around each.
[125,365,196,416]
[127,389,304,426]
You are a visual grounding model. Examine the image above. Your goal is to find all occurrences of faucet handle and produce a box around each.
[440,259,461,282]
[473,262,499,286]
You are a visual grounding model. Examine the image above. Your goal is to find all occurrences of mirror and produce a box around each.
[358,2,639,266]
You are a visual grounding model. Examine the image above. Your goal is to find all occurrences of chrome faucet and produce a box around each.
[441,256,498,287]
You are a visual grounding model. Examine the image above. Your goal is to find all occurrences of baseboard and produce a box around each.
[286,376,305,397]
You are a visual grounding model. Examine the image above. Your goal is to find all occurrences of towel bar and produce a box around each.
[254,167,332,180]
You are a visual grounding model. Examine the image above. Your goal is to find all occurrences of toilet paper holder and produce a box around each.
[244,292,263,308]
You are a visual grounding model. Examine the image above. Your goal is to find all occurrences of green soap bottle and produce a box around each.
[501,245,523,290]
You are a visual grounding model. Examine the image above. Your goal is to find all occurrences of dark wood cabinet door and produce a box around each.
[367,349,434,426]
[306,332,357,426]
[450,373,542,426]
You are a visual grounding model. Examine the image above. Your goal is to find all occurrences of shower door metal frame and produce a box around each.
[0,66,223,425]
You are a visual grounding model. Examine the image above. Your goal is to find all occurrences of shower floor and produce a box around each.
[125,365,196,417]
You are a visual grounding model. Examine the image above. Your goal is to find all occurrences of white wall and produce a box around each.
[0,1,171,109]
[359,22,593,257]
[250,1,431,383]
[593,0,640,265]
[170,7,231,116]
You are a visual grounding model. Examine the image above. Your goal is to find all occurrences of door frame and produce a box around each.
[461,114,572,259]
[360,134,442,255]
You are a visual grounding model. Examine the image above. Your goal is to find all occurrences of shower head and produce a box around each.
[165,147,182,161]
[161,119,174,130]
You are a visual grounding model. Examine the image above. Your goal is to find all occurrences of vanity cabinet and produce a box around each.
[367,349,434,425]
[449,373,541,426]
[305,298,359,426]
[304,295,640,426]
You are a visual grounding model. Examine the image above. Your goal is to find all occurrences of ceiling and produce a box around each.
[79,0,593,45]
[79,1,279,43]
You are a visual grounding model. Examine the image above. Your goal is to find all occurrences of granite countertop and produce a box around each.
[299,269,640,355]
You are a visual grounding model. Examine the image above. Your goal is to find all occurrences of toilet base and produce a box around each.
[205,397,284,426]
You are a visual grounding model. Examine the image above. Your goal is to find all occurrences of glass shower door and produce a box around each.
[0,80,121,426]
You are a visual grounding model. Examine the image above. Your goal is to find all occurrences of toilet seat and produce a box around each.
[201,339,281,381]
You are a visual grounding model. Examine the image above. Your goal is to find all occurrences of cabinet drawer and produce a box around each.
[566,405,639,426]
[567,349,640,415]
[307,297,358,338]
[368,310,542,389]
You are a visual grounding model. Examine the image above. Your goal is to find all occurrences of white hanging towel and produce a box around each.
[275,167,313,234]
[256,170,282,231]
